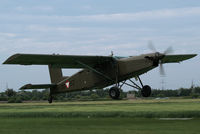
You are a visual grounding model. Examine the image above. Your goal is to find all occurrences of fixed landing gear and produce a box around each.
[141,85,151,97]
[48,95,53,103]
[109,86,121,100]
[109,76,152,99]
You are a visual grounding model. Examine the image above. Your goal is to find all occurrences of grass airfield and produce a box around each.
[0,98,200,134]
[1,118,200,134]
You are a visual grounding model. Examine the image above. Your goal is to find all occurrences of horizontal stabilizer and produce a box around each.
[20,84,57,90]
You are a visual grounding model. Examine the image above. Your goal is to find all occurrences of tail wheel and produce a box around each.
[48,95,53,103]
[141,85,151,97]
[109,86,120,100]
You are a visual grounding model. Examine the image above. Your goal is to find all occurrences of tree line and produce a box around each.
[0,86,200,103]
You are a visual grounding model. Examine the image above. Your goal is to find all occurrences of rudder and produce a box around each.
[48,65,63,83]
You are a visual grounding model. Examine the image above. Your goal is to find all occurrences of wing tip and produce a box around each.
[182,54,197,61]
[193,54,198,57]
[189,54,198,59]
[181,54,197,62]
[20,84,32,90]
[3,53,21,64]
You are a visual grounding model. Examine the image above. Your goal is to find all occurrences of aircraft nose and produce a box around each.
[155,52,165,59]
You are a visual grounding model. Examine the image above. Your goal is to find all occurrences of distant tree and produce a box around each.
[15,97,23,103]
[0,92,8,101]
[178,88,191,96]
[194,87,200,94]
[91,93,98,100]
[190,93,199,99]
[5,89,16,97]
[41,89,50,100]
[8,97,16,103]
[96,89,106,98]
[31,90,43,100]
[75,95,81,100]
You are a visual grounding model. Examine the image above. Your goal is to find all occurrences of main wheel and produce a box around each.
[141,85,151,97]
[109,86,120,100]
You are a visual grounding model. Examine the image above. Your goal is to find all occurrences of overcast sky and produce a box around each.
[0,0,200,91]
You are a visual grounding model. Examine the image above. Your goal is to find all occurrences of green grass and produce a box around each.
[0,99,200,134]
[0,118,200,134]
[0,99,200,118]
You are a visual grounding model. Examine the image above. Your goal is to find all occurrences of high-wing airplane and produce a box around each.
[3,47,197,103]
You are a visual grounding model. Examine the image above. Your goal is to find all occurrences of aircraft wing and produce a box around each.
[3,53,114,68]
[161,54,197,64]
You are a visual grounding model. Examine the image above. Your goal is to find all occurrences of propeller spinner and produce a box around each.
[146,41,174,76]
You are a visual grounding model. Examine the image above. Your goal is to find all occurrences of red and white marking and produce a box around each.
[65,80,70,88]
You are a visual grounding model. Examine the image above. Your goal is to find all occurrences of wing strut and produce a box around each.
[76,61,115,82]
[119,76,143,90]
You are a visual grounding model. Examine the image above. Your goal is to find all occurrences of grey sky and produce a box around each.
[0,0,200,91]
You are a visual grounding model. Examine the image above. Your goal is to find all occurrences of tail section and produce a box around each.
[20,65,68,91]
[48,65,69,83]
[48,65,63,83]
[20,65,69,103]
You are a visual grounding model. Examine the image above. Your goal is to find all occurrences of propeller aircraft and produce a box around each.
[3,45,197,103]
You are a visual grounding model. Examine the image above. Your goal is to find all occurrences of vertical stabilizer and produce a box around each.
[48,65,63,83]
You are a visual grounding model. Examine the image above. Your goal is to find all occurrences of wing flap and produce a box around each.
[20,84,57,90]
[161,54,197,64]
[3,53,113,68]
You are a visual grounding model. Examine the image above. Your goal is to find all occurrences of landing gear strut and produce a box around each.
[48,95,53,103]
[109,60,121,100]
[112,76,152,98]
[108,60,151,99]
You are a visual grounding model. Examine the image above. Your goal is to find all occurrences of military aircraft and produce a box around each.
[3,46,197,103]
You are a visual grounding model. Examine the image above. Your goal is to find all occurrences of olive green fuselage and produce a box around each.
[53,54,156,94]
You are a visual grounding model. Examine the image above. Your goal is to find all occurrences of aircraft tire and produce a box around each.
[48,95,53,103]
[109,86,120,100]
[141,85,151,97]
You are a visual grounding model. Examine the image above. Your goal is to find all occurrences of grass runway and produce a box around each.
[0,99,200,134]
[0,99,200,118]
[0,118,200,134]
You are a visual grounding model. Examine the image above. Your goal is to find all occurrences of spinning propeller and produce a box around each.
[146,41,174,76]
